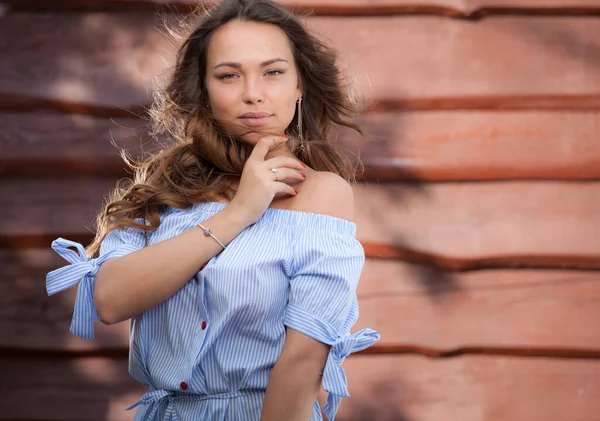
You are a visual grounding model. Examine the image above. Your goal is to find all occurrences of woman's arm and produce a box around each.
[261,171,357,420]
[95,136,303,325]
[95,205,252,325]
[260,328,329,421]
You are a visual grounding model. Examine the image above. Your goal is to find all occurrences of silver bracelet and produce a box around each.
[196,222,226,250]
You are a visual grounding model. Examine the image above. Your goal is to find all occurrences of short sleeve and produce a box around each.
[283,222,380,421]
[285,228,364,338]
[46,227,146,339]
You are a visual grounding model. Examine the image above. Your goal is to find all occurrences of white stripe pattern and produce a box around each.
[46,202,380,420]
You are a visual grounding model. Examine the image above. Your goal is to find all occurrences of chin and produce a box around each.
[238,129,287,144]
[216,118,288,143]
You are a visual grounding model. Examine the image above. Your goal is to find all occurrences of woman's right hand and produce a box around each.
[229,135,306,225]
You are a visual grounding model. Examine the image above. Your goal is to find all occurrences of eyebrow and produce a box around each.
[213,58,288,70]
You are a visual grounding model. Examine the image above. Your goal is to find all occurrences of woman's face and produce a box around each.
[205,20,302,144]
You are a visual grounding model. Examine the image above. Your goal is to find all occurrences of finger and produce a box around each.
[264,156,306,171]
[270,168,306,182]
[249,136,288,162]
[273,181,299,197]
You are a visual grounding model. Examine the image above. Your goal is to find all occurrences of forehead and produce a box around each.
[207,20,294,64]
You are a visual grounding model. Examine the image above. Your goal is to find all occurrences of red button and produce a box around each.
[180,381,188,390]
[201,321,207,330]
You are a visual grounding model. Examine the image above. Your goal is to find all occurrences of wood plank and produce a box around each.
[3,110,600,181]
[314,16,600,103]
[2,355,600,420]
[354,260,600,350]
[325,355,600,421]
[0,13,166,112]
[4,0,600,17]
[466,0,600,9]
[0,249,131,352]
[3,250,600,352]
[354,181,600,270]
[1,178,599,269]
[0,114,152,158]
[2,14,600,113]
[0,113,159,177]
[0,177,120,240]
[1,356,143,421]
[341,110,600,181]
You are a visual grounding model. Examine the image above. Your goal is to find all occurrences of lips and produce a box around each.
[238,112,272,126]
[239,112,272,118]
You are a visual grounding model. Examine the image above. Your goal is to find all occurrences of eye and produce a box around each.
[218,73,237,80]
[266,70,284,77]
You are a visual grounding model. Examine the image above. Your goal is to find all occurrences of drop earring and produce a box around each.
[297,96,305,152]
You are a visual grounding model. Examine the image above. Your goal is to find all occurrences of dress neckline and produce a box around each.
[192,201,357,235]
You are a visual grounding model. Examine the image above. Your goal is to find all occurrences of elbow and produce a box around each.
[97,312,118,326]
[98,316,117,326]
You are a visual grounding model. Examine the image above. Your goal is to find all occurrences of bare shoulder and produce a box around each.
[291,170,356,222]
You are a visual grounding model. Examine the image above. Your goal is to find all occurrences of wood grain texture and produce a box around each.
[3,111,600,181]
[353,182,600,270]
[3,250,600,352]
[0,112,158,177]
[5,0,600,16]
[2,14,600,113]
[1,178,599,269]
[341,110,600,181]
[0,113,154,158]
[1,356,143,421]
[0,249,131,352]
[2,355,600,421]
[320,355,600,421]
[354,260,600,350]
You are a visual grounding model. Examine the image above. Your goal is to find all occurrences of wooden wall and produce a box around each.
[2,1,600,420]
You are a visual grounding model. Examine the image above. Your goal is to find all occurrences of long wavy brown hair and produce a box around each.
[87,0,364,258]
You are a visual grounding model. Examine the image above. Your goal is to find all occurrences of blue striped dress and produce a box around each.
[46,201,380,421]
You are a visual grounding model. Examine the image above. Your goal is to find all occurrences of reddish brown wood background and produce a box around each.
[2,0,600,420]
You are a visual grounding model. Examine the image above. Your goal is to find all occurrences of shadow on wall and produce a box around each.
[334,110,463,300]
[339,377,413,421]
[0,12,177,113]
[0,249,145,419]
[0,10,170,421]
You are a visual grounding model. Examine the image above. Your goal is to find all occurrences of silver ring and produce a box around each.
[271,168,279,181]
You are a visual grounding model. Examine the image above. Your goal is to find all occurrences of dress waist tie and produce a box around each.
[126,389,258,421]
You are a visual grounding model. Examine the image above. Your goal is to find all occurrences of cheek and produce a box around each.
[210,92,237,117]
[285,95,299,124]
[274,87,298,121]
[282,100,296,124]
[206,81,235,114]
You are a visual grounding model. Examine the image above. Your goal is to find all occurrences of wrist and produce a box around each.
[221,201,255,228]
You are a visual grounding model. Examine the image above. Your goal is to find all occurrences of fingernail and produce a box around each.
[294,189,299,194]
[301,163,306,168]
[301,173,306,179]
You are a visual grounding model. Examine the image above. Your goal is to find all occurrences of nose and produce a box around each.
[241,75,264,104]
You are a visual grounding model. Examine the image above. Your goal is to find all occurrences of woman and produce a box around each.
[46,0,380,420]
